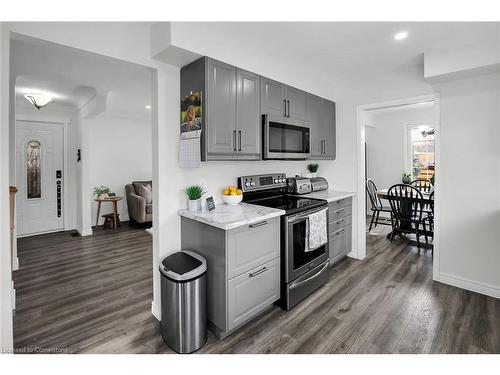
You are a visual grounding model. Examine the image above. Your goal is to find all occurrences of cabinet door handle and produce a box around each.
[283,99,287,116]
[287,100,290,118]
[249,220,268,229]
[249,266,268,277]
[233,130,237,151]
[323,139,327,154]
[238,130,242,151]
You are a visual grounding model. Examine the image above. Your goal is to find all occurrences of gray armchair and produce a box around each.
[125,181,152,224]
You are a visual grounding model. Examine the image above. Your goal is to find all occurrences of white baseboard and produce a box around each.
[11,281,16,310]
[438,272,500,300]
[77,227,93,237]
[151,300,161,321]
[347,249,364,260]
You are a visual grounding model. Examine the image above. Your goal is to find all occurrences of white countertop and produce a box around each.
[178,203,285,230]
[300,190,356,202]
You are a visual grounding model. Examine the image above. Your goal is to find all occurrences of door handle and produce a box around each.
[287,100,290,118]
[323,139,327,154]
[249,266,268,277]
[289,262,329,290]
[233,130,237,151]
[249,220,268,228]
[238,130,242,151]
[283,99,287,117]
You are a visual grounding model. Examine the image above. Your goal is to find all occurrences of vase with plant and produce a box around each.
[93,185,111,199]
[401,173,412,184]
[306,163,319,178]
[184,184,206,211]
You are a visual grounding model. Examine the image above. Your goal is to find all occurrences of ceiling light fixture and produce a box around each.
[24,93,54,110]
[393,31,408,41]
[145,105,151,109]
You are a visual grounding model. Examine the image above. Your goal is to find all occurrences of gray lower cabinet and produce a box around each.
[327,197,352,265]
[307,93,336,160]
[180,216,280,339]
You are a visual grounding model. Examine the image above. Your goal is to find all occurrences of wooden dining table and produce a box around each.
[376,188,434,239]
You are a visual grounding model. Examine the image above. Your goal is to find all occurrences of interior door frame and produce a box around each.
[356,93,441,279]
[14,116,70,242]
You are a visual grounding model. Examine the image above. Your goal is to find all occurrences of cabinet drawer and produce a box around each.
[227,217,280,279]
[328,215,352,235]
[328,197,352,211]
[227,258,280,331]
[329,225,352,265]
[329,205,352,222]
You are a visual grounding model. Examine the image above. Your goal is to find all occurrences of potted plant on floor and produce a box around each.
[184,184,206,212]
[401,173,412,184]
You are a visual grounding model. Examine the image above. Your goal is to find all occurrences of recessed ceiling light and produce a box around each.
[394,31,408,41]
[145,105,151,109]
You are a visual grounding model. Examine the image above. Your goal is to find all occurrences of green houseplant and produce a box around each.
[93,185,110,199]
[307,163,319,177]
[184,184,206,211]
[401,173,412,184]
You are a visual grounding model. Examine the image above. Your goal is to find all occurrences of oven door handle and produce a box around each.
[287,207,328,224]
[289,262,329,290]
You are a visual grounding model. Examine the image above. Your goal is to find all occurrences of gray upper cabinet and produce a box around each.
[181,56,336,162]
[261,77,286,118]
[207,59,237,155]
[285,86,307,121]
[307,94,336,160]
[236,69,261,157]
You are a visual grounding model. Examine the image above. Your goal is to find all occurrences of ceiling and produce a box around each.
[172,22,499,94]
[11,34,153,116]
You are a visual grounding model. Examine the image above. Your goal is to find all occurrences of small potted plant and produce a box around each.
[307,163,319,178]
[93,185,110,199]
[184,184,206,211]
[401,173,412,184]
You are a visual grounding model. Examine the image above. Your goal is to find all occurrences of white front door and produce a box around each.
[16,121,64,236]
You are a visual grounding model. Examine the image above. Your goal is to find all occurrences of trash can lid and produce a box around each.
[159,250,207,281]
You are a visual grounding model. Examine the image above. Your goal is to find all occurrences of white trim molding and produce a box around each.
[151,300,161,321]
[437,272,500,300]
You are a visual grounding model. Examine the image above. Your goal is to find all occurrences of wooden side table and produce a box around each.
[94,196,123,230]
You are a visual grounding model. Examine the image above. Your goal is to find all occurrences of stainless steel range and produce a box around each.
[238,173,330,310]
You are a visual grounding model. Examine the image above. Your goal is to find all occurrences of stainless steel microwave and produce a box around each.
[262,115,310,160]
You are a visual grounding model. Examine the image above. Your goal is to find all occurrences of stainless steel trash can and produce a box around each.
[159,250,207,353]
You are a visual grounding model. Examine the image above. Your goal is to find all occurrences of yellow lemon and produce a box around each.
[223,189,230,195]
[229,191,237,196]
[236,189,243,195]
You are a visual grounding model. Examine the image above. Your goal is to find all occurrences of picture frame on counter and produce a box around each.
[206,196,216,212]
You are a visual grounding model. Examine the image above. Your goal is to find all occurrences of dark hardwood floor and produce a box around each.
[13,220,500,354]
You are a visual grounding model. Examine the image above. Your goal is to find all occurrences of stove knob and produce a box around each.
[245,182,250,187]
[280,179,285,183]
[250,182,255,186]
[274,179,278,183]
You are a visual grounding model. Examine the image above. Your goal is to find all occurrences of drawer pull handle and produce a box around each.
[336,229,346,236]
[336,209,345,214]
[249,267,268,277]
[249,221,268,229]
[336,219,345,225]
[337,199,344,204]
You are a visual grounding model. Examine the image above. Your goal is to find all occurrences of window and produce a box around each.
[407,124,435,180]
[27,140,41,199]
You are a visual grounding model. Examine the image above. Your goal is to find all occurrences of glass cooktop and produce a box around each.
[246,194,327,215]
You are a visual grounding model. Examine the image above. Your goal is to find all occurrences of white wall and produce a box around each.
[366,106,434,192]
[87,113,152,225]
[432,72,500,298]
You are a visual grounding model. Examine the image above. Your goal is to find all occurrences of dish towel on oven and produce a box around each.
[305,208,328,252]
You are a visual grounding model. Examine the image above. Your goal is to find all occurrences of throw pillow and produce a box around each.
[138,184,152,204]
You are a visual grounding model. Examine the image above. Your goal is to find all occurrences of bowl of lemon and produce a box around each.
[222,186,243,205]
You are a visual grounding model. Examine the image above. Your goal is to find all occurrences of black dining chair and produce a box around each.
[387,184,429,248]
[366,179,393,232]
[424,191,435,239]
[410,178,432,193]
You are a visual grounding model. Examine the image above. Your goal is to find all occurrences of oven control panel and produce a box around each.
[238,173,287,192]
